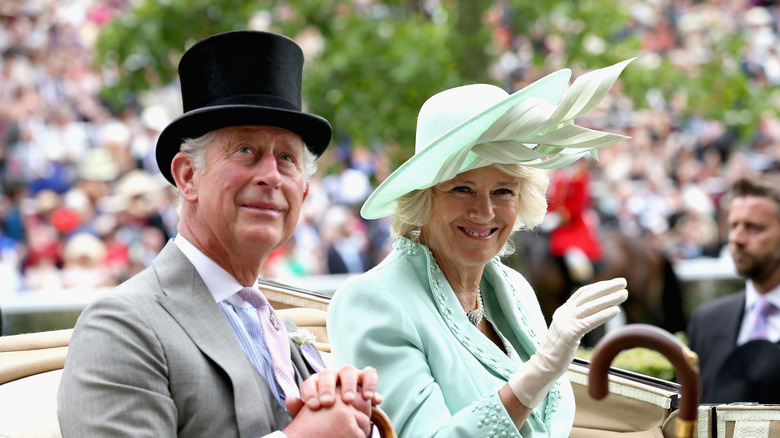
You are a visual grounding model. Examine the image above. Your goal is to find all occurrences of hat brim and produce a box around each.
[360,69,572,220]
[156,104,332,186]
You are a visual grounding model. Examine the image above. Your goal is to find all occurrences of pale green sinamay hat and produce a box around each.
[360,58,635,220]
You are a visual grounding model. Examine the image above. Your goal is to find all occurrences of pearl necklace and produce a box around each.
[466,288,484,326]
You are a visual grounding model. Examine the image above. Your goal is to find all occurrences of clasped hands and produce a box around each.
[284,365,382,438]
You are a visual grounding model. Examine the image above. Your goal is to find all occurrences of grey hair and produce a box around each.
[175,129,318,210]
[390,163,549,256]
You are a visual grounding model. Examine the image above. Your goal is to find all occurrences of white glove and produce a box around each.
[509,277,628,408]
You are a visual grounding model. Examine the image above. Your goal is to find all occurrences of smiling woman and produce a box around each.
[421,166,524,274]
[328,59,634,438]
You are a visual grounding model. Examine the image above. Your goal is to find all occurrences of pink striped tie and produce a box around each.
[747,297,777,341]
[237,287,300,400]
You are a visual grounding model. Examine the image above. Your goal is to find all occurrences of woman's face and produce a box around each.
[420,165,520,269]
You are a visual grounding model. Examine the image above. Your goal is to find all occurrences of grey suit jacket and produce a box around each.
[687,290,745,404]
[58,241,315,437]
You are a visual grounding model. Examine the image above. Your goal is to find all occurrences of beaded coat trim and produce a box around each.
[392,237,562,429]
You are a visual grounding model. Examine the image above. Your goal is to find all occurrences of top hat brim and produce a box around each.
[156,104,332,186]
[710,340,780,404]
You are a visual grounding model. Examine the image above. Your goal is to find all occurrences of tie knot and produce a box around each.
[237,287,269,310]
[755,298,777,317]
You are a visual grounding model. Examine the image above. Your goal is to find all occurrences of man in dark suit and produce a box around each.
[688,174,780,404]
[58,30,380,437]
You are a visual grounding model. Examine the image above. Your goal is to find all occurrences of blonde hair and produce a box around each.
[390,163,549,255]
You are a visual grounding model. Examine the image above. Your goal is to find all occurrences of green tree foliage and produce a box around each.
[95,0,778,166]
[95,0,257,106]
[94,0,626,167]
[287,1,487,164]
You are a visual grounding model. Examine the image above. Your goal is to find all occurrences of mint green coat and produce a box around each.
[328,237,575,437]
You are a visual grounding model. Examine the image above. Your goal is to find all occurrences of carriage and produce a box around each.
[0,280,775,438]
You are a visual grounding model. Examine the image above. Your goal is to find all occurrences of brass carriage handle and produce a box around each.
[587,324,700,438]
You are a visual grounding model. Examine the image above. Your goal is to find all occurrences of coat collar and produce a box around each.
[394,237,541,378]
[394,236,562,428]
[395,237,539,380]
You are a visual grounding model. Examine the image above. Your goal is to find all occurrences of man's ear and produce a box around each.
[171,152,197,202]
[302,181,309,203]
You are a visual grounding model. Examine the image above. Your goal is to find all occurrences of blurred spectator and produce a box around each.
[22,241,63,291]
[1,182,26,242]
[94,213,130,283]
[61,231,112,288]
[322,156,373,208]
[0,242,21,298]
[126,224,166,277]
[321,205,374,275]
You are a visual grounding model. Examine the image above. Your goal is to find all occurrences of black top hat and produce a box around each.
[710,340,780,404]
[155,30,332,186]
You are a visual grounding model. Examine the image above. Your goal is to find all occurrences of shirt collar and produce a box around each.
[174,234,252,307]
[745,279,780,310]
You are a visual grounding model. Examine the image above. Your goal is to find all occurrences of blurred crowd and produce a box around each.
[484,0,780,261]
[0,0,779,296]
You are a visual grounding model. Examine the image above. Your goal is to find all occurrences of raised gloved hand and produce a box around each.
[509,277,628,408]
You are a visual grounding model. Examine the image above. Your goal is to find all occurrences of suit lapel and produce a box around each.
[290,340,311,384]
[153,242,287,435]
[282,318,319,380]
[723,291,747,346]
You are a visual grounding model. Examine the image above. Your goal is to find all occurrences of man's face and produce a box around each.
[183,125,308,261]
[728,195,780,285]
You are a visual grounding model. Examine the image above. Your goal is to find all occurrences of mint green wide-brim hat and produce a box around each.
[360,58,634,220]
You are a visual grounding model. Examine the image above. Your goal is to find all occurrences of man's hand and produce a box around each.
[284,365,381,438]
[286,365,382,416]
[283,392,373,438]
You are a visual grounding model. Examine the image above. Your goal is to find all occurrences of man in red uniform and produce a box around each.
[547,162,603,299]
